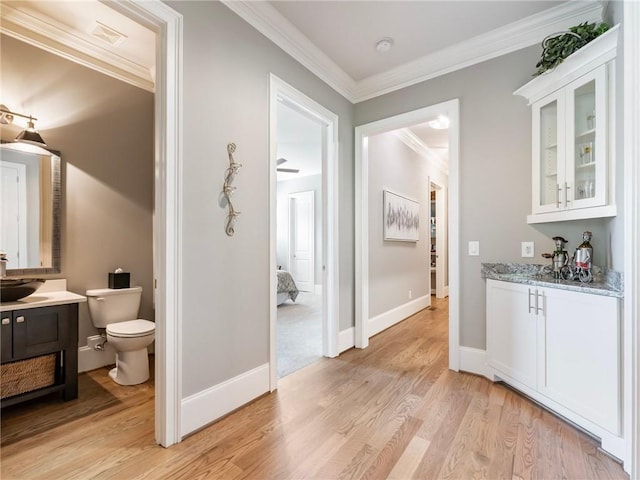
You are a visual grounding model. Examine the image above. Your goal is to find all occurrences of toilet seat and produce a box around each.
[107,319,155,338]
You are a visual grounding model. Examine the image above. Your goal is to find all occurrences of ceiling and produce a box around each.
[270,1,565,82]
[0,0,603,175]
[0,1,603,101]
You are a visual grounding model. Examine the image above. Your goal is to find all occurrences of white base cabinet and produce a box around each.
[486,280,538,390]
[486,279,622,455]
[540,287,620,435]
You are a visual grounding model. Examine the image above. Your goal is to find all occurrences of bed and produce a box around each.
[277,270,299,305]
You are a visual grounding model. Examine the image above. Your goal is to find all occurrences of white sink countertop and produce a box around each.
[1,279,86,312]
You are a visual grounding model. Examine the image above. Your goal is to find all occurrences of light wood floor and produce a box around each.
[1,298,628,479]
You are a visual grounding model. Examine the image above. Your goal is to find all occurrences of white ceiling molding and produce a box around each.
[393,129,449,176]
[224,1,603,104]
[353,1,603,102]
[0,2,155,92]
[221,0,357,101]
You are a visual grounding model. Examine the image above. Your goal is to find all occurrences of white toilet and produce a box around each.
[85,286,155,386]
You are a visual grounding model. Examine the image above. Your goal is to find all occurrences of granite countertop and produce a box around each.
[481,263,624,298]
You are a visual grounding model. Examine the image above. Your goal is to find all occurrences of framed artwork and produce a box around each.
[383,189,420,242]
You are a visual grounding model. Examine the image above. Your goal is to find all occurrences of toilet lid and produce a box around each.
[107,319,155,337]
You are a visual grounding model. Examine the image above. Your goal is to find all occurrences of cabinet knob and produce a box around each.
[1,317,9,325]
[15,316,25,323]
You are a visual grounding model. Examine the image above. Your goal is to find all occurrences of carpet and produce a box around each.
[276,292,322,378]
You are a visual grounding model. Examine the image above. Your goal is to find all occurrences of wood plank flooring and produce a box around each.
[1,298,628,479]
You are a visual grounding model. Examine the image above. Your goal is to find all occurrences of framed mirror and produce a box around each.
[0,143,61,275]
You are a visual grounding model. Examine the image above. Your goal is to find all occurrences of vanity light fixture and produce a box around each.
[0,106,47,147]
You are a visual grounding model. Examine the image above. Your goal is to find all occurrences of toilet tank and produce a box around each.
[85,286,142,328]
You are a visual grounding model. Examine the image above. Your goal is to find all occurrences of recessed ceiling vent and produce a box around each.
[91,21,127,47]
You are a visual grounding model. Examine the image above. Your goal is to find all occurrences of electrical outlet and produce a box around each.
[408,290,412,300]
[468,241,480,256]
[521,241,535,258]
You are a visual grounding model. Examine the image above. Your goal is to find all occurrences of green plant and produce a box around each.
[534,22,610,76]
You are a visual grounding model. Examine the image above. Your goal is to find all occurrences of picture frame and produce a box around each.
[383,189,420,242]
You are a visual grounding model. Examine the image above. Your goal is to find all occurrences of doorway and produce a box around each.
[354,99,460,371]
[269,75,339,387]
[430,179,449,299]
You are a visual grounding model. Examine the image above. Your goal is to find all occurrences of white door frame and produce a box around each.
[355,99,460,371]
[288,190,315,292]
[269,74,340,389]
[109,0,183,447]
[0,160,28,268]
[623,2,640,476]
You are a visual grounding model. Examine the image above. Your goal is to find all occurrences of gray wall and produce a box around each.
[276,175,323,286]
[355,46,614,349]
[367,132,447,317]
[0,35,155,347]
[166,1,355,397]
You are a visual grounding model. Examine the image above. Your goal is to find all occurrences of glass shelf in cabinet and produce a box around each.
[576,161,596,169]
[575,129,596,141]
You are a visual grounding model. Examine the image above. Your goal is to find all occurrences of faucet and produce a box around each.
[0,252,7,278]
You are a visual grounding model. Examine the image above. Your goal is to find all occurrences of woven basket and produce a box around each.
[1,354,56,399]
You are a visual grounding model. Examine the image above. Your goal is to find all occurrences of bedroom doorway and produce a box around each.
[269,75,339,387]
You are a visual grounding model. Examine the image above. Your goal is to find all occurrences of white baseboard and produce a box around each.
[368,295,430,337]
[181,363,270,438]
[458,346,491,379]
[78,345,116,373]
[338,327,355,353]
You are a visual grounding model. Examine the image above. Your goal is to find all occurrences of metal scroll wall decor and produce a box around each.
[219,143,242,236]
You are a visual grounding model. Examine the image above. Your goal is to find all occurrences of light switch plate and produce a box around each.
[468,241,480,256]
[521,241,535,258]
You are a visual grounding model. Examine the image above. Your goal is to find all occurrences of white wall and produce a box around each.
[605,2,624,272]
[368,132,447,317]
[276,174,323,287]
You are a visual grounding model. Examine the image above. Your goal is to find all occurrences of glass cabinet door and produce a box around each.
[566,65,607,208]
[533,91,565,213]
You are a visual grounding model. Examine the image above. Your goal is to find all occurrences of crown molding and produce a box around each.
[0,2,155,92]
[353,1,604,102]
[221,0,357,101]
[225,0,603,104]
[1,1,604,102]
[393,128,449,176]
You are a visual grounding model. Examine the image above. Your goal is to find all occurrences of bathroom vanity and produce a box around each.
[1,280,85,407]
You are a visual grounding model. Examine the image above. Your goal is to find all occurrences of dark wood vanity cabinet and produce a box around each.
[1,303,79,407]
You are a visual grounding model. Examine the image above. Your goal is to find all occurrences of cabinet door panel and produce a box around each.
[486,280,537,389]
[566,64,608,209]
[532,91,567,214]
[540,288,620,434]
[13,305,69,360]
[1,314,12,362]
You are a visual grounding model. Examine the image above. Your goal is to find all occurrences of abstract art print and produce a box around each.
[383,189,420,242]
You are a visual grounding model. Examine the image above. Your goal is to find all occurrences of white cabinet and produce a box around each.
[486,279,621,437]
[540,287,621,435]
[515,26,619,224]
[486,280,538,389]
